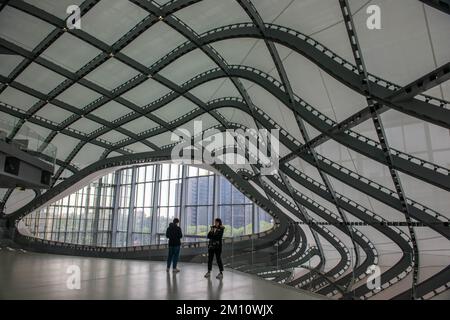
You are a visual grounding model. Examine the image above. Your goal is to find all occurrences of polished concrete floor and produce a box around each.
[0,249,322,300]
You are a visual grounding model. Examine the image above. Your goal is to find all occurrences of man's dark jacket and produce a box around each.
[166,223,183,246]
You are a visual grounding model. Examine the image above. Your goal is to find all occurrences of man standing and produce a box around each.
[166,218,183,273]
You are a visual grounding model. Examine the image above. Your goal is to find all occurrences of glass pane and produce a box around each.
[137,166,146,183]
[159,181,169,206]
[170,164,181,179]
[219,176,231,204]
[19,161,275,248]
[143,183,153,207]
[160,164,170,180]
[188,166,198,177]
[186,206,197,235]
[135,183,144,207]
[197,206,211,236]
[158,207,168,233]
[168,180,181,206]
[219,205,232,237]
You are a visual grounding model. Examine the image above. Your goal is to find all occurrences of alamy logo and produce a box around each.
[170,121,280,175]
[366,264,381,290]
[66,5,81,30]
[366,5,381,30]
[66,264,81,290]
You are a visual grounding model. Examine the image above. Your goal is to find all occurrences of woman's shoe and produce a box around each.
[216,272,223,280]
[173,268,180,273]
[204,272,211,278]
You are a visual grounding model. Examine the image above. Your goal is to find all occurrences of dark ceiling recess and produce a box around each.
[420,0,450,15]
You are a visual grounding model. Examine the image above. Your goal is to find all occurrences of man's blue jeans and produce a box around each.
[167,245,181,269]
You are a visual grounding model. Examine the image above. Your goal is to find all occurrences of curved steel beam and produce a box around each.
[165,66,450,191]
[338,0,418,298]
[2,7,446,195]
[235,0,341,273]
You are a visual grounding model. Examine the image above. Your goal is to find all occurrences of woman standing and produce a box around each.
[204,218,225,279]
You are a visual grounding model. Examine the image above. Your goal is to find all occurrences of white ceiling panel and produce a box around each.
[188,78,240,102]
[0,54,24,77]
[312,21,356,65]
[0,111,19,134]
[288,156,323,184]
[41,33,101,72]
[317,138,396,191]
[120,116,159,134]
[217,107,256,129]
[121,21,188,67]
[159,49,218,85]
[35,103,73,124]
[0,86,40,112]
[71,143,104,168]
[177,113,220,135]
[399,172,450,219]
[349,0,436,86]
[106,151,122,158]
[152,96,198,123]
[15,62,67,94]
[81,0,148,45]
[207,78,242,101]
[68,117,102,134]
[84,58,140,91]
[253,0,306,25]
[16,120,51,139]
[23,0,84,19]
[90,100,133,122]
[317,66,366,122]
[147,131,180,147]
[211,38,280,81]
[416,227,450,284]
[423,80,450,101]
[352,119,381,143]
[424,5,450,66]
[174,0,251,35]
[367,196,407,222]
[0,5,54,51]
[126,141,153,153]
[56,83,102,109]
[381,109,450,169]
[121,78,171,107]
[49,133,80,160]
[303,121,321,139]
[243,79,305,143]
[4,189,35,214]
[280,48,339,122]
[58,169,73,180]
[98,130,129,144]
[271,0,343,36]
[326,174,377,217]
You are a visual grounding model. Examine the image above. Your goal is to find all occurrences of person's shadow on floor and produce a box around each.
[166,272,178,299]
[207,276,223,300]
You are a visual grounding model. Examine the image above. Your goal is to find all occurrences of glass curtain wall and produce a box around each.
[22,164,274,247]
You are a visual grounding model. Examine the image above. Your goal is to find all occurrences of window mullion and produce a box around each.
[126,167,137,246]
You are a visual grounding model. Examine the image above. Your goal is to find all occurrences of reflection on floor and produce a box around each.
[0,250,323,300]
